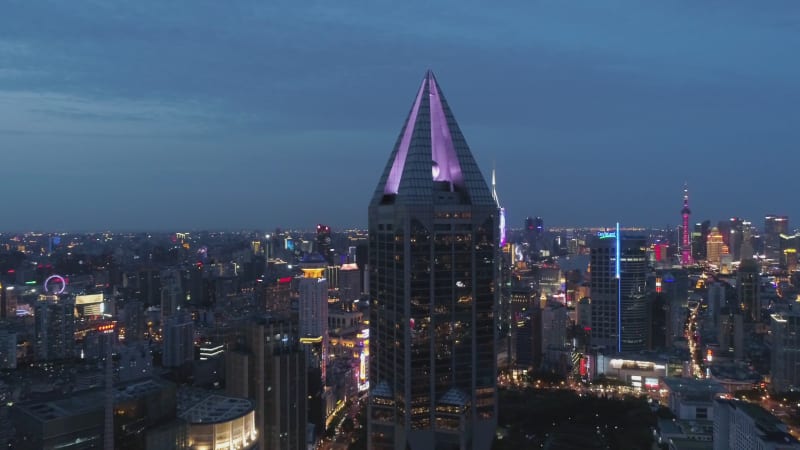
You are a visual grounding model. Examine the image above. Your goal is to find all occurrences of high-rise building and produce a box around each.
[226,316,307,450]
[316,224,333,264]
[367,71,498,450]
[162,310,194,368]
[708,282,725,329]
[0,284,11,319]
[691,221,711,262]
[34,294,75,362]
[706,227,726,267]
[589,228,647,352]
[298,266,329,378]
[737,259,760,322]
[765,215,789,260]
[771,311,800,392]
[123,300,146,342]
[740,221,755,261]
[728,217,744,261]
[541,302,567,364]
[661,270,690,347]
[0,323,16,369]
[338,263,361,303]
[509,286,537,368]
[160,268,184,322]
[513,308,542,371]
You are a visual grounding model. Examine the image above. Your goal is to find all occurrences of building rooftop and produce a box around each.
[17,390,105,422]
[177,387,254,424]
[17,377,174,423]
[662,377,725,400]
[114,378,171,402]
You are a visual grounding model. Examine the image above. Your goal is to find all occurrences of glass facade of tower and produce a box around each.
[368,72,498,450]
[590,234,647,353]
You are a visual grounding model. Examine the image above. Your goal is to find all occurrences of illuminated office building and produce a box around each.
[299,269,329,352]
[589,228,647,353]
[706,227,727,267]
[75,293,106,319]
[368,71,498,450]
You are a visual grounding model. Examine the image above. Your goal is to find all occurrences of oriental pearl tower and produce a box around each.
[681,184,693,265]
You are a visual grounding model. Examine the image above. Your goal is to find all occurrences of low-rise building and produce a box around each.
[661,377,724,421]
[178,388,257,450]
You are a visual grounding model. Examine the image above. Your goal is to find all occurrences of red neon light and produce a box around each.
[7,269,14,274]
[278,276,293,284]
[579,358,588,376]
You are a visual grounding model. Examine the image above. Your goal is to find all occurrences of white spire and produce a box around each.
[491,166,500,206]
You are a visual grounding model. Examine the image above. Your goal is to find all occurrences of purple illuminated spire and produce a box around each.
[384,79,426,195]
[373,71,493,205]
[428,72,463,188]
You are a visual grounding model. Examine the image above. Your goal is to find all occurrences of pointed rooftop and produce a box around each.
[371,71,494,206]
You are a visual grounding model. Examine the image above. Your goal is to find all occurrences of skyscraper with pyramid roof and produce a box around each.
[367,71,498,450]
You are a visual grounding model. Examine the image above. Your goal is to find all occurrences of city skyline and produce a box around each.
[2,2,799,231]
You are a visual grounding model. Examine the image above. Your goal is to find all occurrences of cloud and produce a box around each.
[0,90,220,137]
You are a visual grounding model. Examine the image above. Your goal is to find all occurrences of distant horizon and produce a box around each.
[0,216,792,236]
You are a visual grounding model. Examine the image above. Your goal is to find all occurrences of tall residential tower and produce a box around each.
[368,71,498,450]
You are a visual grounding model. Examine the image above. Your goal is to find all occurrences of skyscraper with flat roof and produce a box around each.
[226,316,307,450]
[589,229,647,353]
[771,311,800,392]
[162,310,194,368]
[765,215,789,260]
[34,294,75,362]
[368,71,498,450]
[737,259,760,322]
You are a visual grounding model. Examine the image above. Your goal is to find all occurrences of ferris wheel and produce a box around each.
[43,274,67,294]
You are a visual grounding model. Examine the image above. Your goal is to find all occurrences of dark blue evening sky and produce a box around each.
[1,1,798,231]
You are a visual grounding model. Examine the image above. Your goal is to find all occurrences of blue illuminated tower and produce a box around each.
[368,71,498,450]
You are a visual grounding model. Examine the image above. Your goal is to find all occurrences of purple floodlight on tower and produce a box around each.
[384,78,426,195]
[383,71,466,195]
[428,72,464,188]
